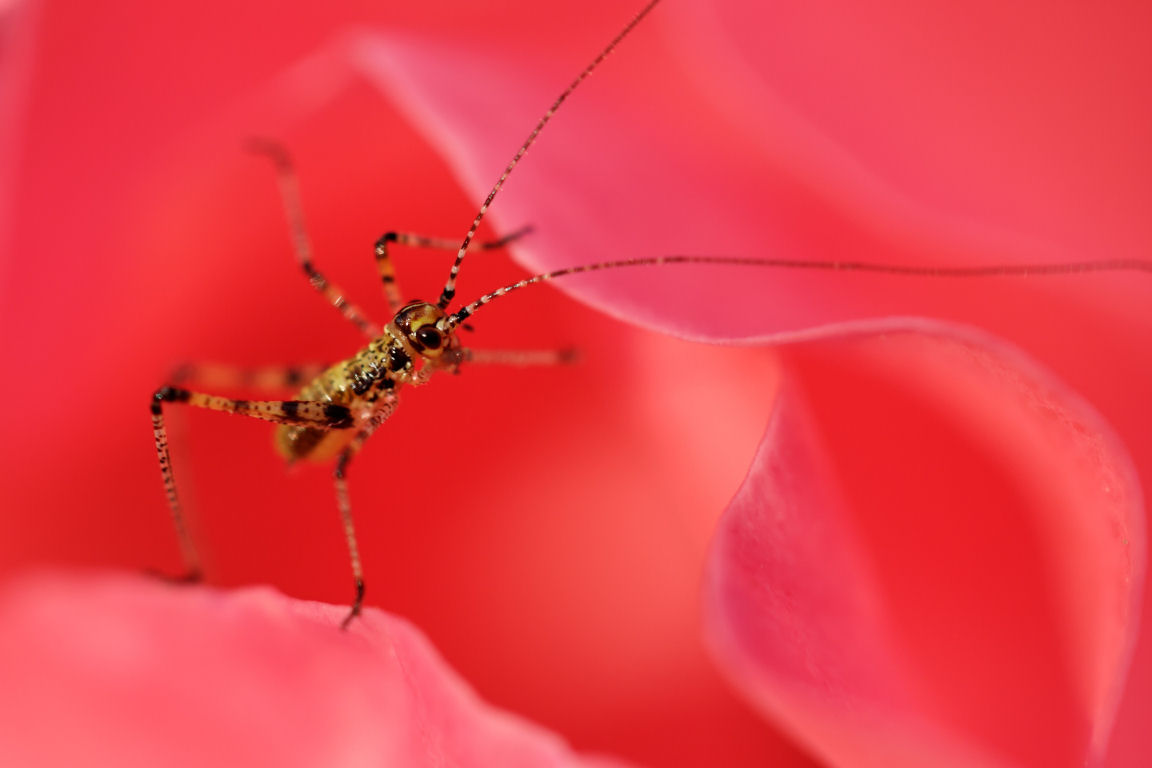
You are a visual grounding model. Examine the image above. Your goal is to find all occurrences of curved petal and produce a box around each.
[5,1,1150,766]
[349,0,1152,342]
[0,571,634,768]
[704,322,1144,768]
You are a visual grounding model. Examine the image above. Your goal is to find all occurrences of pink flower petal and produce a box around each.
[4,1,1150,766]
[0,571,633,768]
[705,322,1144,768]
[350,0,1151,342]
[0,3,811,762]
[354,6,1152,763]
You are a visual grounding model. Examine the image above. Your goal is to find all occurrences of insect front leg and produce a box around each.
[410,348,579,383]
[462,347,580,367]
[247,138,382,337]
[373,226,534,314]
[149,385,357,581]
[332,400,396,629]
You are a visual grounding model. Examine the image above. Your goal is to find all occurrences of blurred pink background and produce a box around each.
[2,1,1150,766]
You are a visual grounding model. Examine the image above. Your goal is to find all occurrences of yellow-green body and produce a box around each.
[275,302,457,463]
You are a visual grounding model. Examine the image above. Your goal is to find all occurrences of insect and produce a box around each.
[151,0,1151,628]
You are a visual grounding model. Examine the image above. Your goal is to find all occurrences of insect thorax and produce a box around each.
[273,330,419,463]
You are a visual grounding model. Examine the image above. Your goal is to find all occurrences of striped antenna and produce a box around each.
[446,254,1152,326]
[436,0,663,310]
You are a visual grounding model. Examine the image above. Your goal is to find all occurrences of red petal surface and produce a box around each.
[705,324,1144,768]
[4,1,1151,767]
[0,571,632,768]
[0,2,802,765]
[357,3,1152,764]
[353,0,1152,341]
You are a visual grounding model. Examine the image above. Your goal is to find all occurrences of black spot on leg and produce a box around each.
[153,386,191,413]
[323,403,353,428]
[388,347,410,372]
[282,401,299,420]
[156,386,191,403]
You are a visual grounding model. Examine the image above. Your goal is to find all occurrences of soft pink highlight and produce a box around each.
[0,572,634,768]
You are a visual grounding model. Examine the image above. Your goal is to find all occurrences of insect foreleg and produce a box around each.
[333,399,396,629]
[462,347,579,367]
[150,385,358,580]
[247,138,382,337]
[374,226,533,314]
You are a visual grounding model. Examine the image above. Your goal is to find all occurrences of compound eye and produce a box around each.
[415,326,443,350]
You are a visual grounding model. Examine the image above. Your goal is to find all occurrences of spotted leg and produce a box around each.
[463,347,580,366]
[408,346,579,386]
[170,362,330,393]
[333,399,396,629]
[150,385,357,581]
[247,138,382,337]
[374,226,534,314]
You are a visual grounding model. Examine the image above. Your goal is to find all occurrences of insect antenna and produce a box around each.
[436,0,663,310]
[446,254,1152,326]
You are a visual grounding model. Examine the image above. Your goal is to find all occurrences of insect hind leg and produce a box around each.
[149,385,357,582]
[150,390,203,582]
[331,401,395,629]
